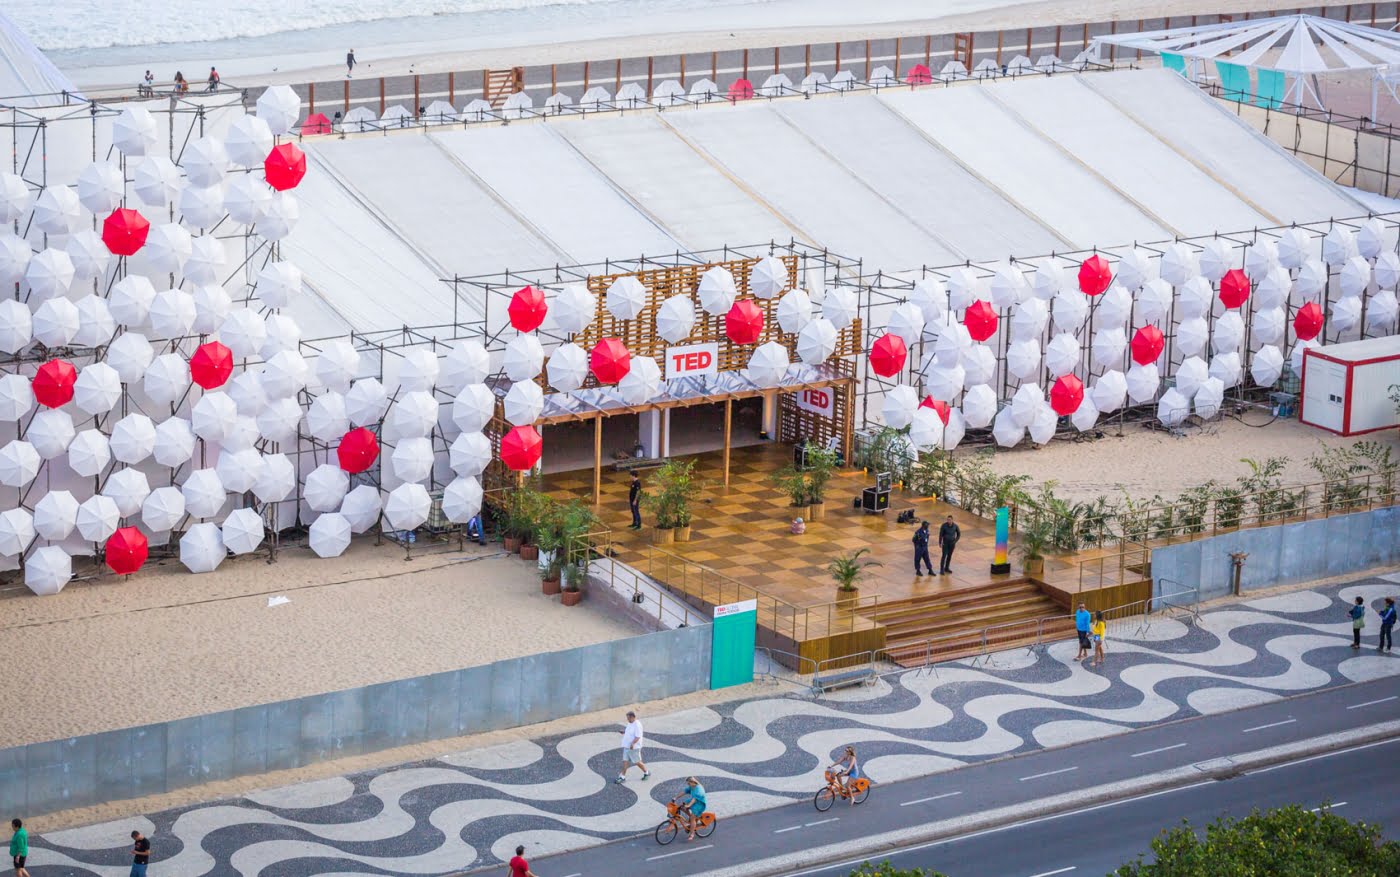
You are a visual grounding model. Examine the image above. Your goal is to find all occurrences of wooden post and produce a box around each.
[343,79,349,114]
[996,30,1003,65]
[413,74,419,113]
[593,415,603,505]
[680,53,687,85]
[647,56,654,96]
[1054,25,1062,57]
[894,38,901,78]
[774,46,780,75]
[835,42,842,73]
[1109,20,1117,63]
[448,71,455,106]
[743,48,749,80]
[550,64,556,94]
[925,35,931,67]
[614,58,621,93]
[864,39,871,80]
[711,51,718,81]
[1026,27,1033,57]
[379,77,385,115]
[1082,23,1089,55]
[308,82,316,115]
[722,399,733,487]
[1372,3,1378,26]
[805,44,811,77]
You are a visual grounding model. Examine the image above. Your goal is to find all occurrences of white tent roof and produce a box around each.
[0,11,82,106]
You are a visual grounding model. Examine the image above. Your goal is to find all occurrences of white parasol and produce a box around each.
[698,266,738,315]
[256,396,303,444]
[153,416,196,468]
[989,262,1029,309]
[618,355,663,404]
[1115,248,1154,291]
[181,468,227,519]
[1051,289,1088,332]
[1252,306,1286,345]
[1174,316,1208,357]
[25,546,71,596]
[254,261,301,311]
[1254,265,1291,310]
[881,384,920,429]
[388,390,439,439]
[34,490,79,540]
[1209,352,1243,389]
[503,333,544,382]
[27,409,75,459]
[1090,369,1128,414]
[1095,284,1133,327]
[0,509,35,557]
[652,296,696,346]
[221,507,264,555]
[216,448,264,494]
[442,476,484,523]
[227,370,267,417]
[224,415,260,452]
[1031,258,1064,301]
[26,248,76,301]
[395,349,441,395]
[256,85,302,135]
[104,468,151,517]
[1157,387,1190,427]
[219,308,267,359]
[446,384,493,435]
[1357,218,1386,260]
[1194,377,1225,419]
[1331,294,1362,332]
[149,289,196,340]
[941,408,967,450]
[114,106,158,156]
[32,298,81,347]
[134,156,180,207]
[0,298,30,354]
[384,482,431,531]
[259,191,299,241]
[33,186,82,236]
[145,222,192,274]
[340,485,383,533]
[305,392,348,442]
[309,512,352,558]
[925,362,965,401]
[391,436,435,484]
[0,173,31,223]
[749,256,788,299]
[178,183,225,229]
[1251,344,1285,387]
[992,408,1025,448]
[1374,251,1400,291]
[504,381,544,425]
[1071,396,1099,432]
[67,429,112,477]
[1366,290,1399,333]
[185,235,227,286]
[1175,356,1209,398]
[551,284,595,335]
[0,440,39,488]
[450,431,492,477]
[184,137,229,188]
[1010,383,1043,428]
[1090,327,1127,369]
[1211,311,1245,354]
[1293,260,1328,302]
[67,230,111,281]
[776,288,813,336]
[946,266,982,310]
[191,390,237,442]
[345,378,389,426]
[911,276,948,321]
[1125,363,1160,404]
[1277,227,1311,269]
[180,522,226,574]
[226,113,275,167]
[260,349,308,399]
[258,312,301,358]
[821,286,859,330]
[1159,242,1198,286]
[1243,239,1278,279]
[1007,339,1042,381]
[0,374,30,422]
[316,338,362,393]
[933,316,971,366]
[305,463,350,513]
[908,407,944,450]
[1290,338,1318,374]
[1009,297,1049,340]
[961,343,998,387]
[1339,254,1371,297]
[253,453,296,503]
[961,383,997,428]
[1044,332,1081,377]
[1029,401,1058,445]
[606,276,647,321]
[744,341,789,387]
[1321,225,1356,266]
[439,339,489,392]
[797,317,837,365]
[76,494,120,543]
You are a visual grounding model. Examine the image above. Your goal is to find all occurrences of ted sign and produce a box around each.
[666,342,719,379]
[794,387,834,418]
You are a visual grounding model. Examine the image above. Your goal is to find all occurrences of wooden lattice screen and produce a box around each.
[777,364,856,459]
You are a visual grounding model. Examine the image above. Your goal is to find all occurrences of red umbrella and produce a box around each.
[1078,254,1113,296]
[727,79,755,101]
[507,285,548,333]
[1130,325,1165,366]
[964,299,999,342]
[920,396,951,425]
[1050,374,1085,416]
[264,142,307,191]
[726,299,765,345]
[105,527,149,575]
[501,425,543,471]
[301,113,333,135]
[101,207,150,256]
[33,359,77,408]
[869,332,907,377]
[906,64,933,85]
[1294,301,1324,341]
[189,341,234,390]
[590,337,631,384]
[337,427,380,474]
[1218,268,1251,309]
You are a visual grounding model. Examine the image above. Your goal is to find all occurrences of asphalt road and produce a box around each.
[522,674,1400,877]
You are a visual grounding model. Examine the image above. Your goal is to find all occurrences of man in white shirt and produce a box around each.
[615,710,650,784]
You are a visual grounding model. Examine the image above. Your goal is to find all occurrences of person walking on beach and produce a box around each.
[1349,596,1367,649]
[937,514,960,574]
[346,49,357,78]
[1074,601,1092,661]
[129,829,150,877]
[508,844,539,877]
[912,521,933,576]
[140,70,154,96]
[1090,611,1107,667]
[206,67,220,92]
[173,71,188,95]
[9,819,29,877]
[628,471,642,530]
[614,709,649,784]
[1378,597,1396,653]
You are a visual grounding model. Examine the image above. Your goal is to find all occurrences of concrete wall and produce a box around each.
[1152,507,1400,601]
[0,623,711,818]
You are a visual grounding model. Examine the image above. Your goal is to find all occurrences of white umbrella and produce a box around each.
[180,522,226,574]
[153,416,196,468]
[224,415,260,452]
[76,494,121,543]
[1375,251,1400,291]
[67,230,111,281]
[228,370,267,417]
[179,184,225,229]
[109,275,157,327]
[933,316,971,366]
[220,308,267,359]
[0,173,31,223]
[438,339,489,392]
[1293,259,1328,302]
[941,408,967,450]
[1044,332,1080,377]
[257,85,302,135]
[101,468,151,518]
[253,453,295,504]
[881,384,920,429]
[149,289,196,340]
[442,476,483,523]
[1322,225,1356,266]
[551,284,595,335]
[911,276,948,321]
[1009,382,1043,428]
[309,512,352,558]
[698,266,738,315]
[224,173,273,226]
[390,436,435,484]
[446,431,490,477]
[252,261,302,311]
[0,439,39,488]
[0,298,30,354]
[925,362,965,401]
[606,276,647,321]
[185,234,226,285]
[1090,369,1127,414]
[821,285,859,330]
[1331,294,1363,332]
[1007,339,1041,381]
[261,350,308,399]
[1095,284,1133,327]
[1090,327,1127,369]
[71,295,115,348]
[346,378,389,426]
[1125,363,1160,404]
[946,266,982,310]
[1175,357,1209,398]
[183,137,229,188]
[618,355,662,404]
[988,261,1028,309]
[1159,242,1198,286]
[340,485,382,533]
[1009,297,1049,340]
[962,383,997,428]
[305,392,348,442]
[1193,377,1225,419]
[114,106,158,156]
[133,156,180,207]
[1366,290,1399,333]
[192,390,238,442]
[256,396,303,444]
[145,223,192,274]
[315,339,362,393]
[541,343,586,395]
[749,256,788,299]
[259,313,300,358]
[28,409,75,459]
[1253,266,1291,310]
[67,429,112,477]
[445,384,493,435]
[25,546,71,596]
[1209,352,1243,389]
[992,408,1025,448]
[796,317,837,365]
[33,186,82,236]
[504,381,543,425]
[221,507,264,555]
[216,448,264,494]
[26,249,75,301]
[1242,239,1278,279]
[395,348,439,394]
[1357,218,1387,259]
[1277,227,1311,269]
[0,373,30,422]
[1174,316,1208,357]
[34,490,79,540]
[908,407,944,450]
[109,334,155,386]
[777,288,813,336]
[0,233,30,289]
[226,113,275,167]
[1029,401,1058,445]
[1251,344,1285,387]
[181,468,227,519]
[1212,311,1245,354]
[305,463,350,513]
[1051,289,1088,332]
[1157,387,1190,427]
[1290,337,1318,374]
[32,298,80,347]
[1339,254,1371,297]
[0,508,35,557]
[503,333,544,382]
[961,343,997,386]
[1071,395,1099,432]
[107,413,156,465]
[1115,248,1154,291]
[1252,306,1286,345]
[1031,258,1063,301]
[744,341,789,387]
[387,390,438,439]
[384,482,431,531]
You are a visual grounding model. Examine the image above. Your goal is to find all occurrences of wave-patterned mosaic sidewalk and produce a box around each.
[33,575,1400,876]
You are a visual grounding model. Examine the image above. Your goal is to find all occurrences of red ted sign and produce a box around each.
[794,388,834,418]
[666,342,719,379]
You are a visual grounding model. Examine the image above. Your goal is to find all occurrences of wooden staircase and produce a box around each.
[867,579,1073,667]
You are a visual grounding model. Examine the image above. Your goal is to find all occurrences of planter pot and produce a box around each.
[1024,556,1045,577]
[808,502,826,521]
[561,590,582,606]
[503,536,522,554]
[542,576,561,596]
[652,527,675,545]
[836,586,860,608]
[520,544,539,562]
[675,525,692,543]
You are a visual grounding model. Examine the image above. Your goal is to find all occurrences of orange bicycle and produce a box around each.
[815,769,870,810]
[655,801,717,844]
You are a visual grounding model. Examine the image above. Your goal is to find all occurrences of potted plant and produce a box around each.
[1015,514,1054,578]
[534,501,565,595]
[804,447,836,521]
[770,466,810,510]
[828,547,880,607]
[645,459,703,544]
[561,557,586,606]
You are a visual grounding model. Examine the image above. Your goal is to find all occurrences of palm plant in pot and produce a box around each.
[644,459,703,544]
[558,502,598,606]
[829,547,880,607]
[1015,514,1054,578]
[804,447,836,521]
[534,501,566,595]
[503,486,546,558]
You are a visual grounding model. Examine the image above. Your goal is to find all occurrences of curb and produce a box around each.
[686,719,1400,877]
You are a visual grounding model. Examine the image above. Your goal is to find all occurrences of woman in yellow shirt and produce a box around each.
[1090,611,1107,667]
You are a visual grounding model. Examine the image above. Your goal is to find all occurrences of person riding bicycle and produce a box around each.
[829,746,860,803]
[670,776,707,841]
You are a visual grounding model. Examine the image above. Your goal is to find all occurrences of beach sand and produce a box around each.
[0,539,643,747]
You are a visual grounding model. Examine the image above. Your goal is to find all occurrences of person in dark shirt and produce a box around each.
[206,67,220,92]
[937,515,961,574]
[628,471,642,530]
[912,521,933,576]
[346,49,357,78]
[130,830,150,877]
[1378,597,1396,653]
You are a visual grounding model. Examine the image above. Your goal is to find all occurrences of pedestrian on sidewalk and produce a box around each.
[9,819,29,877]
[1349,596,1366,649]
[1378,597,1396,653]
[346,49,357,78]
[937,514,960,574]
[206,66,220,92]
[628,471,642,530]
[912,520,933,576]
[1091,611,1107,667]
[508,844,539,877]
[1074,601,1092,661]
[615,710,649,783]
[129,829,150,877]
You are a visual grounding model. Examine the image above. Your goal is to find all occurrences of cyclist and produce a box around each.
[670,776,707,841]
[829,746,860,804]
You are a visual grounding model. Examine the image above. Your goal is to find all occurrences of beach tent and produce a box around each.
[342,106,378,132]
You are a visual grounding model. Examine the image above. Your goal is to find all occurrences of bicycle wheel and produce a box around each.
[814,786,836,812]
[851,778,871,805]
[655,819,678,845]
[696,813,717,838]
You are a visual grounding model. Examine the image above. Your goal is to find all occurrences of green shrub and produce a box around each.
[846,862,947,877]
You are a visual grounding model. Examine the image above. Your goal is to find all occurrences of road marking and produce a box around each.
[774,825,803,834]
[1029,868,1077,877]
[1131,743,1187,758]
[805,817,840,827]
[1249,737,1400,775]
[1241,718,1296,734]
[1019,766,1078,782]
[1347,696,1397,710]
[900,791,963,807]
[560,873,581,877]
[645,844,713,861]
[1310,802,1348,812]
